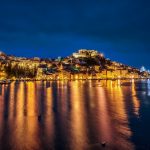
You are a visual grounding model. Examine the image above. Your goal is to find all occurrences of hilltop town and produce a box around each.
[0,49,149,81]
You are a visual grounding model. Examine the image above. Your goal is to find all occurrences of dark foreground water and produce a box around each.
[0,80,150,150]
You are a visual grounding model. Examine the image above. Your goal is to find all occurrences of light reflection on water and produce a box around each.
[0,80,150,150]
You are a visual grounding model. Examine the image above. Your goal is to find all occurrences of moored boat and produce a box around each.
[0,79,11,85]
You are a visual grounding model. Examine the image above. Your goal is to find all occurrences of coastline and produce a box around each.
[0,77,149,83]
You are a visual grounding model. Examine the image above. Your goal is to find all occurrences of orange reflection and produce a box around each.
[24,82,40,149]
[59,81,68,113]
[44,83,54,146]
[8,82,41,149]
[96,86,112,142]
[0,80,136,150]
[45,83,53,116]
[26,82,37,116]
[108,82,134,149]
[0,85,5,136]
[11,82,25,149]
[8,82,15,118]
[16,82,25,117]
[70,81,88,150]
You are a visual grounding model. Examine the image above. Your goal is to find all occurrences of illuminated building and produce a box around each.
[73,49,100,58]
[0,49,149,80]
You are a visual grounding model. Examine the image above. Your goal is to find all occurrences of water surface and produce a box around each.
[0,80,150,150]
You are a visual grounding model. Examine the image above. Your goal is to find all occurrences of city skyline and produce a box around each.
[0,49,149,82]
[1,49,149,71]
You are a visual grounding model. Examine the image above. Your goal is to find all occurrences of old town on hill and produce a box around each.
[0,49,149,81]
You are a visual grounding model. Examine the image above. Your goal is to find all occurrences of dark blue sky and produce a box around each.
[0,0,150,69]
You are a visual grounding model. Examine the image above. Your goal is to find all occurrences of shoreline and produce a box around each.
[0,77,149,83]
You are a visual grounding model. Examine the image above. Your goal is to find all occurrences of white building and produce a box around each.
[73,49,99,58]
[140,66,146,72]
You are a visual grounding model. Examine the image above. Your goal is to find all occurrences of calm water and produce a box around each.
[0,80,150,150]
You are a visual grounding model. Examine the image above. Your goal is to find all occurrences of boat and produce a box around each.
[0,79,11,85]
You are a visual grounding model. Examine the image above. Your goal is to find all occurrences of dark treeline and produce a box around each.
[4,63,37,78]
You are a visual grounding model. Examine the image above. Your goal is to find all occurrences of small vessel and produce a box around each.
[38,115,42,121]
[0,79,11,85]
[101,141,106,147]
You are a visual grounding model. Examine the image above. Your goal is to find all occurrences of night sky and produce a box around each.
[0,0,150,69]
